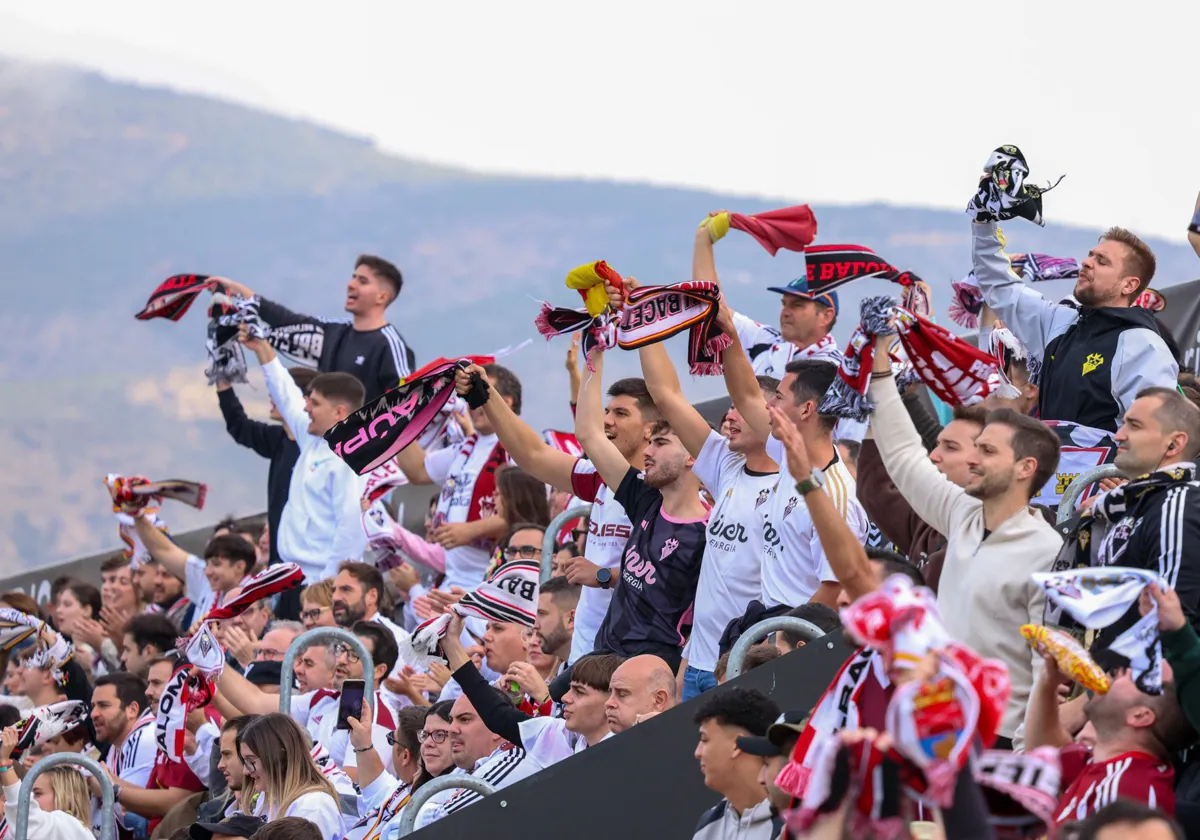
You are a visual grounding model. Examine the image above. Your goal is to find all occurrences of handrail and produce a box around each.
[280,626,375,713]
[1056,464,1124,524]
[394,775,498,836]
[727,617,827,680]
[18,752,114,840]
[541,505,593,582]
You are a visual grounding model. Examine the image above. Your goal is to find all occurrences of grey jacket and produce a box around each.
[693,798,781,840]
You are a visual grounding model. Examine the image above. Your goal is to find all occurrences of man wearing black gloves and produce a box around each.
[217,255,415,401]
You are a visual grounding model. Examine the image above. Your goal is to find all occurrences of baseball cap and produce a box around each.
[735,710,810,757]
[244,660,283,687]
[189,814,267,840]
[765,277,839,317]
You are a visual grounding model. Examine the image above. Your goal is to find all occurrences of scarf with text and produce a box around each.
[325,359,472,475]
[155,663,213,762]
[534,261,626,371]
[699,204,819,255]
[965,145,1064,228]
[974,747,1062,840]
[10,700,88,760]
[1034,567,1164,693]
[0,609,74,685]
[800,244,898,295]
[135,274,217,321]
[616,281,731,375]
[398,559,540,669]
[1136,289,1167,312]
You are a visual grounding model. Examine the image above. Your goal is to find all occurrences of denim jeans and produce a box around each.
[682,665,718,701]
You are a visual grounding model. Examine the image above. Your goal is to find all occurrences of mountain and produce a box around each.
[1,60,1197,575]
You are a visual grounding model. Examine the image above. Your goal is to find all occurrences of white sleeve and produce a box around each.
[424,445,460,486]
[1112,329,1180,421]
[691,431,738,494]
[971,221,1079,358]
[359,769,403,810]
[765,435,784,465]
[732,311,782,360]
[285,793,345,840]
[517,716,574,770]
[184,722,220,788]
[327,463,367,562]
[123,729,157,788]
[262,357,315,446]
[290,691,315,727]
[184,554,213,606]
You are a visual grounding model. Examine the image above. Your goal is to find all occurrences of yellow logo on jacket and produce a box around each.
[1083,353,1104,375]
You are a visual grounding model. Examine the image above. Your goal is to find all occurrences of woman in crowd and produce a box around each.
[298,579,336,631]
[237,713,344,839]
[494,465,551,529]
[415,700,456,788]
[52,581,100,639]
[0,726,93,840]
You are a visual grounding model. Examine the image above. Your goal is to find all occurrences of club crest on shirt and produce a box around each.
[783,496,799,519]
[660,538,679,560]
[1082,353,1104,375]
[755,488,771,509]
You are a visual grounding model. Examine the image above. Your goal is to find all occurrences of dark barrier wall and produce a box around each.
[413,632,854,839]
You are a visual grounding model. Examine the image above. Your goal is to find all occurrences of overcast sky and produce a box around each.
[2,1,1197,241]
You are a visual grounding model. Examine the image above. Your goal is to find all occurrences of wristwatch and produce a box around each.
[596,568,613,589]
[794,471,826,496]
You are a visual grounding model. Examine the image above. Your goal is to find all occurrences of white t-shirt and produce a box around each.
[760,437,869,608]
[256,791,345,840]
[685,431,779,672]
[425,433,506,589]
[517,715,588,771]
[184,554,216,629]
[567,459,632,663]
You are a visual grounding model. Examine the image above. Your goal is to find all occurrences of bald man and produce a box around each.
[604,655,678,734]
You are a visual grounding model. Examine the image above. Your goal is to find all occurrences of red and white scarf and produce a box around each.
[435,433,509,529]
[700,204,818,255]
[616,281,731,375]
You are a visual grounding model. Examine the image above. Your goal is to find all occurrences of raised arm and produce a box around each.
[1022,654,1073,750]
[693,221,720,284]
[394,441,433,485]
[243,331,313,448]
[217,384,280,458]
[215,666,280,716]
[638,342,711,457]
[972,222,1079,359]
[134,513,189,580]
[454,364,578,492]
[575,353,633,489]
[716,303,771,441]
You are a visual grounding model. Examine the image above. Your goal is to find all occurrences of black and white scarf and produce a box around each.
[1078,464,1197,571]
[616,281,731,375]
[965,145,1064,228]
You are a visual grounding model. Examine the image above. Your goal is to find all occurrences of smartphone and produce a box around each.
[336,680,367,731]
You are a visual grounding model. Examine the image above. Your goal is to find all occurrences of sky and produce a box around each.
[1,1,1198,241]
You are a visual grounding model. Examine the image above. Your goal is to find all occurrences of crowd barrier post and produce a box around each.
[726,617,828,680]
[280,626,375,714]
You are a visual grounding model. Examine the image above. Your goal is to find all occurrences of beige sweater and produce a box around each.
[869,376,1063,739]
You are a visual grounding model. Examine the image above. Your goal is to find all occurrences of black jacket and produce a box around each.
[257,298,416,402]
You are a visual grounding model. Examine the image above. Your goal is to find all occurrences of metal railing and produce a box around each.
[541,505,592,582]
[726,617,828,680]
[279,627,375,713]
[394,775,499,836]
[1056,464,1124,524]
[17,752,114,840]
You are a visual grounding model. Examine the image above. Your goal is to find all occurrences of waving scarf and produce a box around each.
[0,609,74,685]
[782,732,903,840]
[949,271,985,329]
[398,559,540,669]
[616,281,731,375]
[10,700,88,760]
[965,145,1064,228]
[135,274,217,321]
[105,474,208,512]
[988,326,1040,400]
[818,297,896,421]
[201,563,304,625]
[534,261,626,371]
[699,205,819,255]
[801,244,898,295]
[974,747,1062,840]
[1011,253,1080,282]
[155,664,214,762]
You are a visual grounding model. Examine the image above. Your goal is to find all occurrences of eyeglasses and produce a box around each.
[241,756,258,775]
[300,607,329,622]
[502,545,540,560]
[332,642,361,663]
[417,730,450,745]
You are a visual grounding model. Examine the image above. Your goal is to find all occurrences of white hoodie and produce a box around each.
[5,782,94,840]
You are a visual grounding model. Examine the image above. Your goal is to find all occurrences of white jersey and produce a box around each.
[425,433,507,589]
[291,689,396,775]
[107,713,157,788]
[567,459,632,663]
[414,744,536,830]
[760,438,869,608]
[685,431,780,672]
[518,715,589,771]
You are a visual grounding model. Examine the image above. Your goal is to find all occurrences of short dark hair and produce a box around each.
[744,644,782,672]
[352,620,399,676]
[356,254,404,301]
[289,366,319,394]
[251,816,324,840]
[100,554,130,574]
[1073,799,1183,840]
[204,533,256,577]
[985,409,1062,499]
[0,704,21,729]
[835,439,860,468]
[755,375,781,395]
[607,377,660,423]
[337,561,386,607]
[94,672,148,714]
[540,576,581,611]
[222,713,259,737]
[692,687,780,736]
[483,364,522,415]
[124,613,178,656]
[59,580,101,621]
[569,653,623,692]
[952,403,989,426]
[1137,386,1200,461]
[779,603,842,647]
[784,359,839,432]
[310,372,366,412]
[867,547,926,588]
[427,700,454,723]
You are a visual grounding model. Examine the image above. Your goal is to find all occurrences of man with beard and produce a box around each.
[534,577,579,663]
[196,715,258,822]
[973,220,1177,432]
[576,352,709,672]
[868,344,1063,748]
[331,561,408,675]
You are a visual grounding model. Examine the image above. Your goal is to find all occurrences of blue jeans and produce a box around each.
[682,665,718,701]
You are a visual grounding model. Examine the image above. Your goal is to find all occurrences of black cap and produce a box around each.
[244,660,284,687]
[189,814,267,840]
[736,710,809,758]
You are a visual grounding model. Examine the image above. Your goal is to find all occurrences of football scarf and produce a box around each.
[782,733,903,840]
[1034,567,1164,693]
[10,700,88,760]
[949,271,985,329]
[699,204,819,255]
[0,609,74,685]
[965,145,1064,228]
[1011,253,1080,282]
[205,293,249,386]
[135,274,217,321]
[819,296,896,421]
[200,562,304,625]
[345,784,412,840]
[800,244,898,295]
[616,281,731,375]
[1135,288,1167,312]
[105,474,208,512]
[326,359,472,475]
[893,273,934,319]
[794,333,843,365]
[534,261,626,371]
[446,432,509,527]
[155,664,213,762]
[974,747,1062,840]
[398,559,540,669]
[0,610,39,653]
[1080,464,1197,570]
[988,326,1039,400]
[362,503,411,572]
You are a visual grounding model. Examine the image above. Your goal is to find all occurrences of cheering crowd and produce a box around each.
[0,149,1199,840]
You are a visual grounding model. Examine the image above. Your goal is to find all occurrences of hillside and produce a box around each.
[1,61,1197,574]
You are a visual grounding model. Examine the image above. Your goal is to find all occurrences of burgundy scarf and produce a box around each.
[616,281,731,375]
